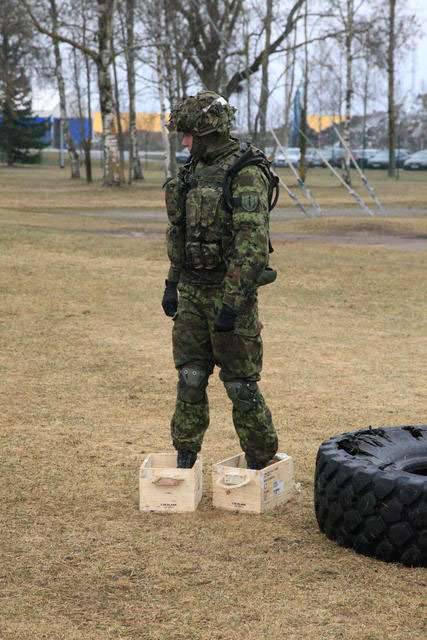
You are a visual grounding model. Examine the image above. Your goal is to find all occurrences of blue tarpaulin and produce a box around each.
[53,117,92,148]
[0,115,92,147]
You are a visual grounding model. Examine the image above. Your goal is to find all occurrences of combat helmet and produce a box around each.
[168,90,236,137]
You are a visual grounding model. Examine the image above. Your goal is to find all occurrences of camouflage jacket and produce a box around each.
[164,140,271,313]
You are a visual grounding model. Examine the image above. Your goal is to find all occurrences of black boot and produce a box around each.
[245,454,265,470]
[177,449,197,469]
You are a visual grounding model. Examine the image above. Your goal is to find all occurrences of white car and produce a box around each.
[273,147,300,167]
[404,150,427,170]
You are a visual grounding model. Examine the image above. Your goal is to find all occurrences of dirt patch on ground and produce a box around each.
[3,216,427,251]
[271,230,427,251]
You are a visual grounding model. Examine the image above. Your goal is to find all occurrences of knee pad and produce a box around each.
[224,380,260,413]
[177,364,208,403]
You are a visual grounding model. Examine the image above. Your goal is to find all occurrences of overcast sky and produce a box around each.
[33,0,427,116]
[409,0,427,94]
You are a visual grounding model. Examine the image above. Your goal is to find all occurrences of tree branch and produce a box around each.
[17,0,98,63]
[225,0,306,96]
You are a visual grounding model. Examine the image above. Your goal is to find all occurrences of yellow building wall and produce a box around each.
[92,112,165,134]
[307,115,345,133]
[92,112,343,135]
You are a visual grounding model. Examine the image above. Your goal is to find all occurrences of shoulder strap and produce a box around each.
[223,142,279,214]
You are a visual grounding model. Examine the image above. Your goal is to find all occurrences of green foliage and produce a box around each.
[0,0,47,165]
[0,81,48,165]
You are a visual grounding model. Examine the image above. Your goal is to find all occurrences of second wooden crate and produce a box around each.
[212,452,296,514]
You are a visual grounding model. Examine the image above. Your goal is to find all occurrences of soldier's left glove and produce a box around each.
[162,280,178,317]
[214,304,237,332]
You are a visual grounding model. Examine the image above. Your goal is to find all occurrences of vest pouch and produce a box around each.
[201,242,221,269]
[165,178,184,225]
[186,242,205,270]
[186,186,221,231]
[186,241,222,270]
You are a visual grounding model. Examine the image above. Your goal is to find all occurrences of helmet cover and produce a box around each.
[168,90,236,136]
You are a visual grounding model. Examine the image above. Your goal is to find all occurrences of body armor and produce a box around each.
[165,142,279,285]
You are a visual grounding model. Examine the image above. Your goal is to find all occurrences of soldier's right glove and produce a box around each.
[161,280,178,317]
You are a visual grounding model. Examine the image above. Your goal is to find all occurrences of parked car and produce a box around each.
[403,150,427,170]
[351,148,381,169]
[176,148,191,163]
[314,147,346,167]
[367,149,410,169]
[305,147,323,167]
[272,147,300,167]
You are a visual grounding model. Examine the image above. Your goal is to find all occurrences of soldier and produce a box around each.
[161,90,279,470]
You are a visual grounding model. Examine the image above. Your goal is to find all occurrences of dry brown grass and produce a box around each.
[0,166,426,640]
[1,162,427,212]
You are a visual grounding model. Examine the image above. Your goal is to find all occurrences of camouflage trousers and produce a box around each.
[171,282,278,465]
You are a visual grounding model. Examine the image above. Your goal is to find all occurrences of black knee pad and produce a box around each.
[224,380,261,413]
[177,364,208,403]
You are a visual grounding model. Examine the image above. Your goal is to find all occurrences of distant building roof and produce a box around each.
[307,114,345,133]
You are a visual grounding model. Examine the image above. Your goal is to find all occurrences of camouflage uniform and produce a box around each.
[163,92,278,468]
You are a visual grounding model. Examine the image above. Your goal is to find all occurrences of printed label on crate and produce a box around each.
[231,501,248,509]
[272,479,284,496]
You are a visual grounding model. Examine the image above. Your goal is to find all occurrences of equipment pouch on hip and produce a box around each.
[256,267,277,287]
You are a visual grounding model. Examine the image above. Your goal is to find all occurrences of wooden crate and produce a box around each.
[139,452,203,513]
[212,452,296,514]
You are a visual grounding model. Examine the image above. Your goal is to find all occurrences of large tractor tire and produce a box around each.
[314,425,427,567]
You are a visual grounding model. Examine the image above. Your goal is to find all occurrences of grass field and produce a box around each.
[1,162,427,213]
[0,164,426,640]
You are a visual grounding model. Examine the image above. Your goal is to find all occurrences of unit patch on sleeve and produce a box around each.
[240,192,260,212]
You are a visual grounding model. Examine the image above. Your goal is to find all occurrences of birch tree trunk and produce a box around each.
[163,0,178,179]
[126,0,143,183]
[342,0,354,186]
[81,0,93,183]
[283,27,298,148]
[111,34,125,182]
[258,0,273,151]
[98,0,121,186]
[20,0,122,186]
[362,52,371,158]
[157,46,171,179]
[387,0,397,177]
[298,2,309,183]
[49,0,80,178]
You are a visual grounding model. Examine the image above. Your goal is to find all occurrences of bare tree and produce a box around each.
[225,0,306,97]
[282,25,298,147]
[48,0,80,178]
[20,0,123,186]
[111,32,125,181]
[120,0,143,182]
[298,0,309,182]
[256,0,274,149]
[173,0,244,94]
[387,0,397,176]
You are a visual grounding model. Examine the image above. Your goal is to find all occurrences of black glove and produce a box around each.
[214,304,237,332]
[161,280,178,317]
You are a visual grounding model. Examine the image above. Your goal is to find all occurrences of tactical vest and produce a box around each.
[165,142,279,280]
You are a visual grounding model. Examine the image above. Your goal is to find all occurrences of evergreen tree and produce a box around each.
[0,0,46,165]
[0,72,47,165]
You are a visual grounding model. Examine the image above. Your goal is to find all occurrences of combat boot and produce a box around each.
[177,449,197,469]
[245,454,265,470]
